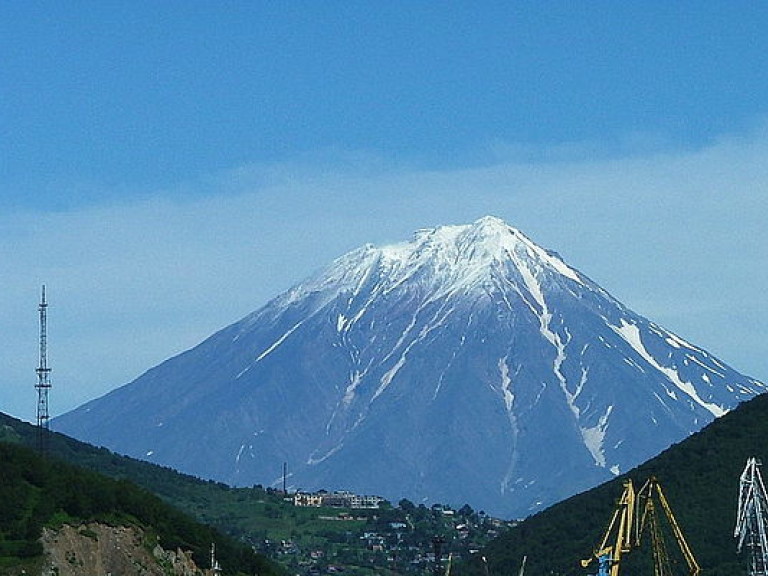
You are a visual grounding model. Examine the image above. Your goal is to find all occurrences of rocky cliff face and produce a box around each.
[40,523,204,576]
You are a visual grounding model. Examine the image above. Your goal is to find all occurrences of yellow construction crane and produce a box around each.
[636,478,699,576]
[581,477,699,576]
[581,479,637,576]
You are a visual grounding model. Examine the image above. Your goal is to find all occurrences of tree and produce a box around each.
[458,504,474,518]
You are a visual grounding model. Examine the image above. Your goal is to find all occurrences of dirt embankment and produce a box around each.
[39,523,205,576]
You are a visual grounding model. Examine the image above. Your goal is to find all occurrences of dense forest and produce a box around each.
[0,436,285,576]
[457,393,768,576]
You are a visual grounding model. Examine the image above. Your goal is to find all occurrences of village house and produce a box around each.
[293,490,386,509]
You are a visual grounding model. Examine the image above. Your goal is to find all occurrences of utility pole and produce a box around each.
[432,536,445,576]
[35,285,52,454]
[209,542,222,576]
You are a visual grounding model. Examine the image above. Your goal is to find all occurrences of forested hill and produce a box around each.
[0,422,285,576]
[7,386,768,576]
[459,393,768,576]
[2,412,332,554]
[1,412,508,575]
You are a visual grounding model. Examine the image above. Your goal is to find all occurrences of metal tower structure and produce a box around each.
[35,285,52,454]
[735,458,768,576]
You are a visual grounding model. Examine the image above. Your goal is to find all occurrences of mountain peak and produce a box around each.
[283,217,590,317]
[409,215,520,252]
[53,219,766,518]
[317,216,586,304]
[467,214,515,236]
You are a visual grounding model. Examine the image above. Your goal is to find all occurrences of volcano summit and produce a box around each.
[54,216,765,517]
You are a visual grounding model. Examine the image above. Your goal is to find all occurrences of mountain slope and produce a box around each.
[53,216,765,517]
[458,391,768,576]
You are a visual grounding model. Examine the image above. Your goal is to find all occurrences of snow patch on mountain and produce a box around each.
[611,319,726,417]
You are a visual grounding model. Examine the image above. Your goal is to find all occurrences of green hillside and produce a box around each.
[10,388,765,576]
[0,414,503,575]
[457,393,768,576]
[0,439,285,576]
[0,414,299,541]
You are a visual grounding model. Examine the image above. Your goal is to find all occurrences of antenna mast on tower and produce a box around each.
[35,285,52,454]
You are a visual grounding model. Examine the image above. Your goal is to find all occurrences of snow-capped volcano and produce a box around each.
[53,216,765,517]
[287,216,587,305]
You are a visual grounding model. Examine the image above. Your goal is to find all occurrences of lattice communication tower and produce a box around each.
[735,457,768,576]
[35,285,52,453]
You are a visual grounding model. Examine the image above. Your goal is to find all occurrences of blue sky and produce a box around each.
[2,2,768,421]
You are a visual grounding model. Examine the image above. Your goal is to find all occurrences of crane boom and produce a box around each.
[636,478,700,576]
[652,481,700,576]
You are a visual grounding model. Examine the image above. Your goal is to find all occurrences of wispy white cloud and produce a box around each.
[3,127,768,420]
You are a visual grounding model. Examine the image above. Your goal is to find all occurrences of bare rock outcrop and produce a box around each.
[40,523,205,576]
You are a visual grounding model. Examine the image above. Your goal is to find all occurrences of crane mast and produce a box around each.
[583,477,699,576]
[735,458,768,576]
[581,480,637,576]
